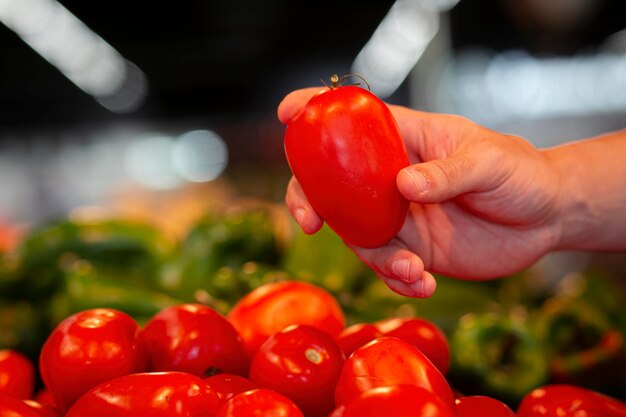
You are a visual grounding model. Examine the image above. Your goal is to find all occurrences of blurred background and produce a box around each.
[1,0,625,226]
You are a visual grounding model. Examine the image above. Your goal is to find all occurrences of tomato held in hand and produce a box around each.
[517,384,626,417]
[329,385,456,417]
[204,374,257,405]
[283,77,410,248]
[142,304,248,377]
[249,324,345,417]
[65,372,220,417]
[39,308,149,412]
[216,389,304,417]
[227,280,345,357]
[335,336,456,412]
[0,349,35,399]
[455,396,516,417]
[375,317,450,375]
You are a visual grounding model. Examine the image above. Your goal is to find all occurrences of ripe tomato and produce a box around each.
[23,399,62,417]
[334,336,455,412]
[227,280,345,357]
[142,304,248,377]
[216,389,304,417]
[329,385,456,417]
[65,372,220,417]
[283,80,410,248]
[375,317,450,375]
[204,374,257,405]
[0,349,35,399]
[336,323,382,358]
[39,308,149,412]
[0,392,43,417]
[455,396,516,417]
[517,384,626,417]
[249,324,345,417]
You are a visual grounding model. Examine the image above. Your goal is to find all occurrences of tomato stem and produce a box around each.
[321,73,371,91]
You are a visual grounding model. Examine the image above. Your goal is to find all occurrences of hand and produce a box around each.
[279,88,565,298]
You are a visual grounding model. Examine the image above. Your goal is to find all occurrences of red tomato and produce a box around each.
[65,372,220,417]
[23,400,62,417]
[283,81,410,248]
[0,392,42,417]
[227,281,345,357]
[142,304,248,377]
[204,374,257,405]
[336,323,382,358]
[375,317,450,375]
[249,325,345,417]
[329,385,456,417]
[455,396,516,417]
[334,336,455,412]
[216,389,304,417]
[39,308,149,412]
[34,389,57,410]
[0,349,35,399]
[517,384,626,417]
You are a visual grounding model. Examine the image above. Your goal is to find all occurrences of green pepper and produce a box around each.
[534,297,626,397]
[449,311,549,405]
[13,218,172,299]
[156,207,283,302]
[48,261,183,327]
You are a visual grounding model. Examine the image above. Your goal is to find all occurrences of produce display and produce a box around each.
[1,199,625,416]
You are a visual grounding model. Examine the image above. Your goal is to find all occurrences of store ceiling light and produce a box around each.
[0,0,147,113]
[351,0,459,99]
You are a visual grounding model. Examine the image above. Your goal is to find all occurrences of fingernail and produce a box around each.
[406,169,429,195]
[294,208,305,225]
[391,258,412,282]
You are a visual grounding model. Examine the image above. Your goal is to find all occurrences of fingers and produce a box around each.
[397,153,494,204]
[277,87,325,125]
[350,242,437,298]
[285,177,323,234]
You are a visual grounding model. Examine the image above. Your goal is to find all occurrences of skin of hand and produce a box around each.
[278,87,618,298]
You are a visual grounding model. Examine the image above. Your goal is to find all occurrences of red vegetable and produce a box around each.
[142,304,248,377]
[517,384,626,417]
[0,349,35,399]
[65,372,220,417]
[336,323,382,358]
[455,395,517,417]
[39,308,148,412]
[227,281,345,357]
[204,374,257,405]
[329,385,456,417]
[249,324,345,417]
[334,336,456,412]
[375,317,450,375]
[0,392,43,417]
[215,389,304,417]
[283,76,410,248]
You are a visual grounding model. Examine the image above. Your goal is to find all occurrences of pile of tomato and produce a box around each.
[1,280,625,417]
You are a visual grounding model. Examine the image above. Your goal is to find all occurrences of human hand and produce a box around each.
[279,88,565,298]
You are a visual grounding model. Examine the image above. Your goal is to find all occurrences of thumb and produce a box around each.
[397,154,489,203]
[277,87,325,125]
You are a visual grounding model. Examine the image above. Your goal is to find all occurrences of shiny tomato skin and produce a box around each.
[39,308,149,412]
[216,389,304,417]
[284,85,410,248]
[517,384,626,417]
[204,374,257,405]
[330,385,456,417]
[335,336,456,412]
[249,324,345,417]
[375,317,450,375]
[142,304,248,377]
[65,372,220,417]
[336,323,382,358]
[0,350,35,399]
[23,400,63,417]
[227,281,345,357]
[455,396,517,417]
[0,392,43,417]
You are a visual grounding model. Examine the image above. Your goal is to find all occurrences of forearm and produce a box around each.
[545,129,626,251]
